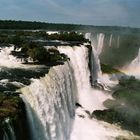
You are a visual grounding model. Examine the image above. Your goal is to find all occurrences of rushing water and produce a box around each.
[1,39,139,140]
[96,33,105,55]
[85,33,104,84]
[3,118,16,140]
[21,62,76,140]
[58,45,109,111]
[58,45,138,140]
[109,34,113,47]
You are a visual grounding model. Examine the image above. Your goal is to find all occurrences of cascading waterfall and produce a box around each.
[58,45,110,112]
[117,36,120,48]
[0,46,21,68]
[96,33,105,55]
[122,48,140,78]
[90,46,103,85]
[85,33,105,55]
[19,43,139,140]
[109,34,113,47]
[3,118,16,140]
[85,33,103,83]
[1,33,140,140]
[130,48,140,66]
[20,62,76,140]
[58,45,136,140]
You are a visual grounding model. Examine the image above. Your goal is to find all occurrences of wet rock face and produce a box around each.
[0,92,31,140]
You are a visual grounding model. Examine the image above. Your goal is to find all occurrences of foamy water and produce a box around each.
[0,46,44,69]
[58,45,135,140]
[71,108,139,140]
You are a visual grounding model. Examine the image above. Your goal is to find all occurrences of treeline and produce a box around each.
[0,20,140,32]
[0,20,83,30]
[0,31,87,45]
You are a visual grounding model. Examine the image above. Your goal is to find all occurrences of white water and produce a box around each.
[0,46,22,68]
[20,62,76,140]
[90,45,103,84]
[70,107,139,140]
[96,33,105,55]
[58,45,110,112]
[109,34,113,47]
[85,33,105,84]
[18,42,139,140]
[58,45,139,140]
[46,31,59,35]
[0,46,43,69]
[85,33,105,55]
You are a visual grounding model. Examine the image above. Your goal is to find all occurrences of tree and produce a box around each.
[27,47,48,62]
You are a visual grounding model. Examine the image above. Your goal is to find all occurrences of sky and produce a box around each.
[0,0,140,27]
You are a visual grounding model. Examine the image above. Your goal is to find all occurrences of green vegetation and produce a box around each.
[15,42,68,65]
[0,30,86,65]
[0,20,82,30]
[101,63,121,74]
[0,67,50,86]
[0,20,140,33]
[93,76,140,135]
[0,93,22,119]
[0,92,31,140]
[45,32,87,42]
[0,30,86,45]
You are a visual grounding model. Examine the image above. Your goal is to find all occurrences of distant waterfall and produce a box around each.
[130,48,140,66]
[97,33,105,55]
[85,33,103,83]
[109,34,113,47]
[123,48,140,78]
[117,36,120,48]
[90,46,102,84]
[124,48,140,69]
[21,62,76,140]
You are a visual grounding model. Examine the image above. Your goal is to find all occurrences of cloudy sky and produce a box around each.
[0,0,140,27]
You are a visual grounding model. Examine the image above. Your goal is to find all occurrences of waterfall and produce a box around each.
[20,62,76,140]
[117,36,120,48]
[109,34,113,47]
[19,43,139,140]
[96,33,105,55]
[58,45,110,112]
[85,33,91,42]
[3,118,16,140]
[58,45,136,140]
[138,48,140,63]
[85,33,105,55]
[85,33,103,83]
[123,48,140,69]
[0,46,21,68]
[130,48,140,67]
[90,46,103,84]
[122,48,140,78]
